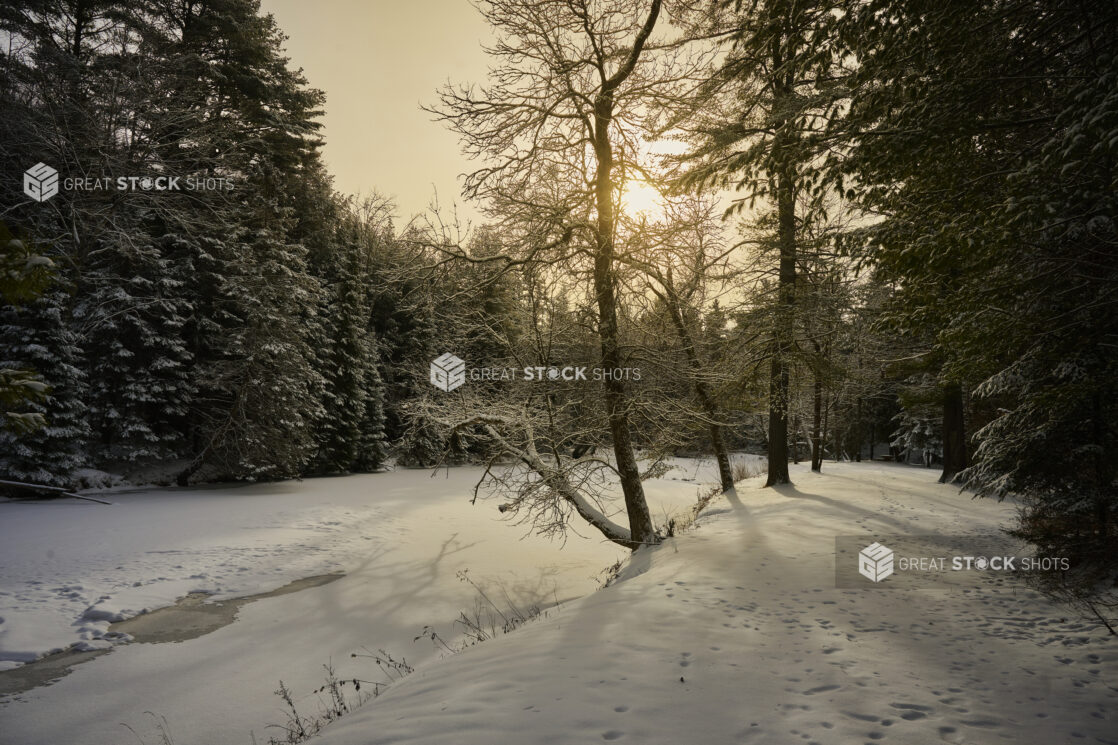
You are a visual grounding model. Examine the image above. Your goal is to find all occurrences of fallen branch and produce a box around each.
[0,479,112,505]
[450,412,637,550]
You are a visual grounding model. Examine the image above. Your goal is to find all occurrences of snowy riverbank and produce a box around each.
[0,461,707,744]
[2,460,1115,745]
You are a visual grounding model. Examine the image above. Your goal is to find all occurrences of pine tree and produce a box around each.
[313,221,388,474]
[0,289,89,487]
[78,233,195,466]
[0,225,55,435]
[839,0,1118,611]
[682,0,847,486]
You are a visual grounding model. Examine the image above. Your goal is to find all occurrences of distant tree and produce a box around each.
[630,194,739,492]
[310,196,392,474]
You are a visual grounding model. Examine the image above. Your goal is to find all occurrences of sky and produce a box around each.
[260,0,494,223]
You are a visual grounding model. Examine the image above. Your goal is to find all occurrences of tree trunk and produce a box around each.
[663,284,734,493]
[791,415,801,464]
[592,210,654,545]
[811,372,823,472]
[766,357,791,486]
[709,421,734,492]
[592,86,656,546]
[764,160,796,487]
[176,450,208,486]
[939,381,966,483]
[855,397,863,462]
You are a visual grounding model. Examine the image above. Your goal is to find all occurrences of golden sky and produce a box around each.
[261,0,493,223]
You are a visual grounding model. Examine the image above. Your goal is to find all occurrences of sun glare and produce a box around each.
[620,179,664,218]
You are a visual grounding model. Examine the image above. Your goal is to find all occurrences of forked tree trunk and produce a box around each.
[588,3,661,544]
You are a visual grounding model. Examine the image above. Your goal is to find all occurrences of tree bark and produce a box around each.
[660,282,733,492]
[791,414,801,464]
[765,160,796,487]
[587,2,662,545]
[939,381,966,483]
[855,397,863,462]
[811,372,823,472]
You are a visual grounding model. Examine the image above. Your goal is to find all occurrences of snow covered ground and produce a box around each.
[0,460,710,744]
[314,463,1117,745]
[2,460,1115,745]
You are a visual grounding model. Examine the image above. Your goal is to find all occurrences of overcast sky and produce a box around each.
[261,0,493,223]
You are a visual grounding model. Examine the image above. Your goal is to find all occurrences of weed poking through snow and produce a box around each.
[263,569,551,743]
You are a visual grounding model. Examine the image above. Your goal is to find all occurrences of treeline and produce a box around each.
[0,0,488,486]
[838,0,1118,610]
[1,0,1115,596]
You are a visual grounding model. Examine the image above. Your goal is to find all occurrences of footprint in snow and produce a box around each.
[803,684,840,696]
[890,703,934,721]
[841,711,879,723]
[602,730,625,740]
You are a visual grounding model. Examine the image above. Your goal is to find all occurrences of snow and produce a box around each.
[2,460,1115,745]
[313,462,1117,745]
[0,478,404,666]
[0,463,702,744]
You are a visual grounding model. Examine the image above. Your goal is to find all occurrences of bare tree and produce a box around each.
[429,0,712,547]
[624,194,739,492]
[431,398,642,550]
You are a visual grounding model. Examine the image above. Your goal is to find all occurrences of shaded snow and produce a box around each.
[2,459,1114,745]
[315,462,1117,745]
[0,462,703,744]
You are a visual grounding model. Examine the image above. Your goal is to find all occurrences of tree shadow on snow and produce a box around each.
[767,482,917,534]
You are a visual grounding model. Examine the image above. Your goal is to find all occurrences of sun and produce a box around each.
[620,179,664,218]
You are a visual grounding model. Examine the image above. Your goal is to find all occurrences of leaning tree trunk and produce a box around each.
[939,381,967,483]
[765,159,796,487]
[663,283,734,493]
